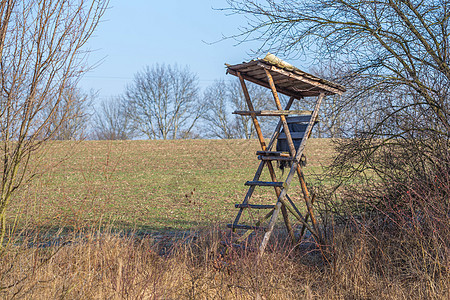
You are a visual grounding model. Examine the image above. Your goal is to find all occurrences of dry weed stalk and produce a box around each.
[0,225,447,299]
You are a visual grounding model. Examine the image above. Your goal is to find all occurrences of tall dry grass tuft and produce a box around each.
[1,225,448,299]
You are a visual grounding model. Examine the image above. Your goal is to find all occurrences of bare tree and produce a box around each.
[50,86,94,140]
[0,0,108,246]
[202,80,236,139]
[226,0,450,135]
[93,97,134,140]
[202,79,274,138]
[124,64,203,140]
[226,1,450,270]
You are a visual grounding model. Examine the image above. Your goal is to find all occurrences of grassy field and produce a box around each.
[9,139,335,233]
[3,139,448,299]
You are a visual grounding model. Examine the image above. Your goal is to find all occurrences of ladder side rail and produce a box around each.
[233,72,270,228]
[232,160,266,227]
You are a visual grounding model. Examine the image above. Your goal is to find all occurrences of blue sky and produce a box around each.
[78,0,267,102]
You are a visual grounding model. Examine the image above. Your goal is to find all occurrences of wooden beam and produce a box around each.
[233,110,312,116]
[237,72,266,150]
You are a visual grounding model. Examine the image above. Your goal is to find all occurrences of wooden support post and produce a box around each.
[264,69,296,156]
[300,194,316,238]
[237,72,266,150]
[291,93,325,242]
[259,92,325,256]
[238,72,296,245]
[267,161,296,245]
[236,96,297,241]
[232,160,266,227]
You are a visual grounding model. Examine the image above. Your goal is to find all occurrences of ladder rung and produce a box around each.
[245,181,285,188]
[227,224,266,231]
[233,110,312,116]
[258,155,294,161]
[235,204,276,209]
[256,151,290,157]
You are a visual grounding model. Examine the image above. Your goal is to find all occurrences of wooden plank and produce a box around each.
[258,62,345,95]
[278,132,306,140]
[286,115,314,123]
[233,65,260,73]
[227,68,302,99]
[235,204,276,209]
[233,110,312,116]
[274,77,294,85]
[245,181,285,188]
[245,68,268,78]
[225,60,259,71]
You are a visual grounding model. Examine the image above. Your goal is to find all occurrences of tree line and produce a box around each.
[60,63,357,141]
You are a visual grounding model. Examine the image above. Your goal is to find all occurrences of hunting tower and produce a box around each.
[225,53,346,255]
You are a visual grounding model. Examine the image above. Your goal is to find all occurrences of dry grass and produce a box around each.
[1,226,448,299]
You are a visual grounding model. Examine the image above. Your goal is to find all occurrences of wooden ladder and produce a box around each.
[226,70,325,256]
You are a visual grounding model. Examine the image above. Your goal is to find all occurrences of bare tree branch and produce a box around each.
[0,0,108,247]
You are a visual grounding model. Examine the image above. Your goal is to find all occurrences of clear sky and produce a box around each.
[78,0,268,102]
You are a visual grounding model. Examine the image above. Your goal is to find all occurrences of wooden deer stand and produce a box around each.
[225,53,346,256]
